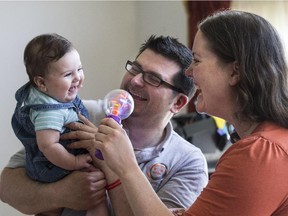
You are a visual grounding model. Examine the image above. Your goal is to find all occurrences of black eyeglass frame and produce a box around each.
[125,60,184,94]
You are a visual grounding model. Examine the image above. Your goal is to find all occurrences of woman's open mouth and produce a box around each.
[194,85,202,98]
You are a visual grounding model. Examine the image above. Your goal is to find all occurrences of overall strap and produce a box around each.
[14,82,31,107]
[30,102,75,112]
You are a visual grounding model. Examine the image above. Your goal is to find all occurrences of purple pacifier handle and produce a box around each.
[106,115,121,124]
[95,149,104,160]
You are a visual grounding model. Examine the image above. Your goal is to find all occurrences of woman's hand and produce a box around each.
[94,118,138,178]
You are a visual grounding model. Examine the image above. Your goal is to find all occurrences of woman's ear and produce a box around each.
[229,61,240,86]
[171,94,189,114]
[33,76,47,92]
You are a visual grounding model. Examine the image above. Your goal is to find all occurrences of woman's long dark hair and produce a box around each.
[199,10,288,128]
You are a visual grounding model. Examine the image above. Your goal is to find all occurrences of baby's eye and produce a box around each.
[64,72,72,77]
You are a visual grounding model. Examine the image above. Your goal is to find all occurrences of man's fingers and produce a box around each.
[68,139,95,149]
[78,113,96,128]
[61,130,95,140]
[66,121,98,134]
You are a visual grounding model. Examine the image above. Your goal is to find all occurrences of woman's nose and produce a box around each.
[185,64,194,78]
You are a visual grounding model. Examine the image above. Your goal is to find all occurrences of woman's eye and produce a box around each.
[192,58,200,64]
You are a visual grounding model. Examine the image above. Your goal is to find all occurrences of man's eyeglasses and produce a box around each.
[125,60,184,93]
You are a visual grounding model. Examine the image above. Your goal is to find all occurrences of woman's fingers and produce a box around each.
[99,117,121,129]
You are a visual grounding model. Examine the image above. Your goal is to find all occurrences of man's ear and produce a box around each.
[229,61,240,86]
[33,76,47,92]
[171,94,189,114]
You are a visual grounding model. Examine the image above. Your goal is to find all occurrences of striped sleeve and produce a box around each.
[30,109,68,132]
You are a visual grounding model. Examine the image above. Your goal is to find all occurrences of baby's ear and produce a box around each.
[34,76,47,91]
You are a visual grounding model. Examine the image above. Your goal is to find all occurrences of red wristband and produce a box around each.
[106,179,121,191]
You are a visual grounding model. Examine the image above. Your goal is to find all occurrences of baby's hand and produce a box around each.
[74,154,92,170]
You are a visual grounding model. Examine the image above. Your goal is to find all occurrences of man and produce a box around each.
[0,35,208,215]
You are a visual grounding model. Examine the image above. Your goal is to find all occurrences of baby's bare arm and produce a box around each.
[36,129,91,170]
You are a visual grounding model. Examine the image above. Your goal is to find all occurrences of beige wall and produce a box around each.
[0,1,187,215]
[231,1,288,59]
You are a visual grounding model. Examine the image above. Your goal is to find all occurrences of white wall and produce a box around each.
[0,1,187,215]
[231,1,288,60]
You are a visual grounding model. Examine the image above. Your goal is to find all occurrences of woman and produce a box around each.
[68,10,288,215]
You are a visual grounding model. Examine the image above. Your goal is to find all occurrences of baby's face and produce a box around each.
[41,49,84,102]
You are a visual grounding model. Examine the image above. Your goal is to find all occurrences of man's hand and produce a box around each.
[0,167,106,214]
[61,114,98,156]
[55,169,107,210]
[62,114,106,170]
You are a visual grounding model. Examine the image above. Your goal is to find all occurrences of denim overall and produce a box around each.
[11,82,89,183]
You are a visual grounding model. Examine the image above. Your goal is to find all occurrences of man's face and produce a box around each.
[120,49,181,121]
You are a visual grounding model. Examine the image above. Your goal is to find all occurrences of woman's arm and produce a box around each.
[63,115,135,216]
[95,118,173,216]
[65,116,174,216]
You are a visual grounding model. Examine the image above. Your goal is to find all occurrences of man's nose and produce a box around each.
[131,73,144,86]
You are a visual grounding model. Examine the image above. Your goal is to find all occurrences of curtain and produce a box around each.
[185,1,231,112]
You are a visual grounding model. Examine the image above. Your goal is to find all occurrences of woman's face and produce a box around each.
[186,30,237,119]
